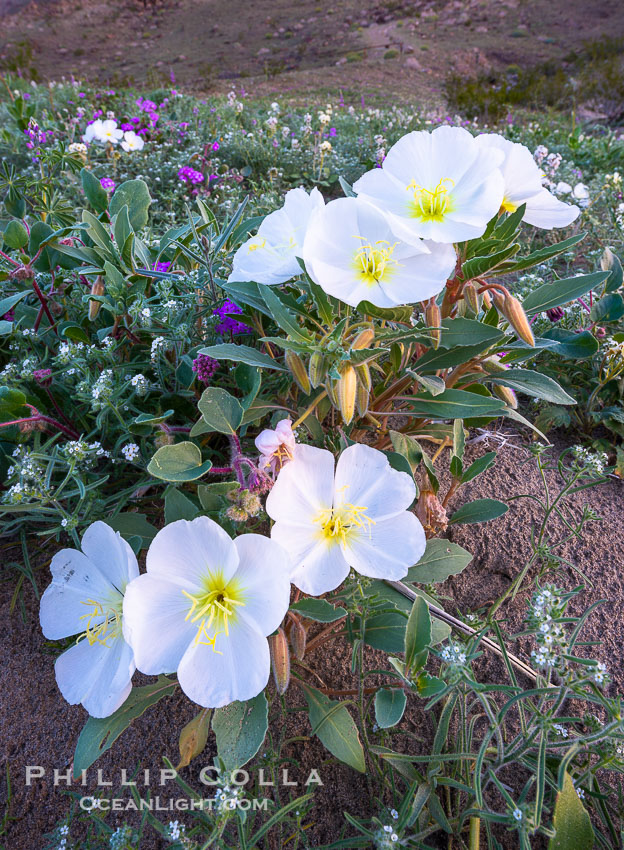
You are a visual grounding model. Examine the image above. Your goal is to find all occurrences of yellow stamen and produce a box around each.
[315,501,376,547]
[182,571,246,653]
[248,238,267,252]
[352,237,400,286]
[77,598,122,647]
[407,177,455,222]
[501,197,518,213]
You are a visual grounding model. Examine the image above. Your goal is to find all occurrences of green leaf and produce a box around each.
[405,595,431,675]
[374,688,407,729]
[437,317,505,349]
[109,179,152,231]
[73,676,177,778]
[81,167,108,213]
[356,300,414,323]
[129,410,174,436]
[409,372,446,395]
[198,343,286,371]
[198,387,243,434]
[290,598,347,622]
[164,486,199,524]
[412,342,495,374]
[449,498,508,525]
[0,386,28,421]
[0,291,28,317]
[522,271,609,316]
[197,481,238,512]
[302,683,365,773]
[177,708,212,770]
[405,389,505,420]
[259,284,312,344]
[308,279,335,326]
[461,243,520,280]
[501,232,585,274]
[147,442,213,482]
[212,693,268,771]
[548,772,594,850]
[589,292,624,323]
[407,539,473,584]
[601,246,623,293]
[107,513,157,548]
[489,368,576,405]
[461,451,496,483]
[540,328,598,360]
[415,671,446,697]
[3,219,28,249]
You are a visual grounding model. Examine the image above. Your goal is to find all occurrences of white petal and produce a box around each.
[343,512,425,581]
[523,188,580,229]
[40,548,116,640]
[290,538,351,596]
[80,521,139,592]
[146,516,238,590]
[123,574,196,675]
[177,617,270,708]
[265,444,335,524]
[233,535,291,635]
[334,444,416,520]
[55,636,135,718]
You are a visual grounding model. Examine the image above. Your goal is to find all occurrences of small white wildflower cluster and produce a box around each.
[227,89,244,113]
[55,341,87,366]
[166,820,185,843]
[439,641,467,668]
[3,446,48,504]
[109,824,137,849]
[129,373,149,396]
[602,336,624,372]
[121,443,141,463]
[552,723,569,738]
[571,445,608,477]
[374,816,400,848]
[151,335,169,362]
[592,661,609,687]
[214,782,243,812]
[62,439,110,469]
[90,369,115,410]
[511,807,523,823]
[50,823,71,850]
[527,585,567,669]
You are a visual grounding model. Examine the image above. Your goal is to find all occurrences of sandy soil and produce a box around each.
[1,0,623,104]
[1,428,623,848]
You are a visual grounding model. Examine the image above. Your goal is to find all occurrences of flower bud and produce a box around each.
[482,291,492,310]
[425,301,442,350]
[351,328,375,350]
[285,349,311,394]
[503,293,535,347]
[289,617,307,660]
[463,282,479,314]
[355,362,371,392]
[356,381,370,417]
[336,364,357,425]
[493,384,518,409]
[88,276,105,321]
[269,628,290,695]
[546,307,564,322]
[325,380,338,408]
[308,350,326,388]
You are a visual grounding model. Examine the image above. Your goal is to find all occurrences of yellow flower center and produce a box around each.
[407,177,455,222]
[248,237,267,253]
[501,197,518,213]
[315,502,375,547]
[182,571,246,653]
[77,597,123,647]
[353,238,399,286]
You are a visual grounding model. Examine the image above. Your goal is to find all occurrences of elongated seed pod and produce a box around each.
[493,384,518,409]
[285,349,311,394]
[482,291,492,310]
[269,628,290,695]
[356,381,370,417]
[355,362,371,392]
[325,380,338,408]
[336,364,357,424]
[308,350,326,388]
[289,618,307,660]
[425,301,442,349]
[351,328,375,350]
[88,276,105,320]
[503,293,535,347]
[463,282,479,314]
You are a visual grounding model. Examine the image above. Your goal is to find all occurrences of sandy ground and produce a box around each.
[1,429,622,848]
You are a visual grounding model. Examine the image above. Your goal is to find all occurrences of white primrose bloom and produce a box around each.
[353,125,505,243]
[228,187,324,286]
[302,196,456,308]
[121,130,145,152]
[122,518,291,708]
[39,522,138,718]
[474,133,580,229]
[255,417,296,475]
[266,443,425,596]
[83,119,123,145]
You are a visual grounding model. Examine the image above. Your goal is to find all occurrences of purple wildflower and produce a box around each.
[2,308,15,322]
[213,299,251,336]
[546,307,564,322]
[33,368,53,386]
[211,141,220,151]
[192,354,219,384]
[154,261,171,273]
[177,166,204,185]
[100,177,116,192]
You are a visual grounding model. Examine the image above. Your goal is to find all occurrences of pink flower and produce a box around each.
[255,419,296,476]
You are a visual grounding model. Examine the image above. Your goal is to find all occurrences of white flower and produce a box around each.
[228,187,325,286]
[474,134,580,229]
[302,197,456,308]
[353,126,505,243]
[266,443,425,596]
[39,522,138,717]
[554,181,572,195]
[255,418,296,475]
[123,517,291,708]
[84,119,123,145]
[573,182,590,206]
[121,130,145,152]
[122,443,140,462]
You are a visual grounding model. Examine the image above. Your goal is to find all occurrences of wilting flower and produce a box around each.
[353,126,505,243]
[255,418,296,475]
[121,130,145,152]
[474,134,579,229]
[266,443,425,595]
[39,522,138,717]
[83,119,123,146]
[123,518,292,708]
[228,187,324,286]
[302,197,456,307]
